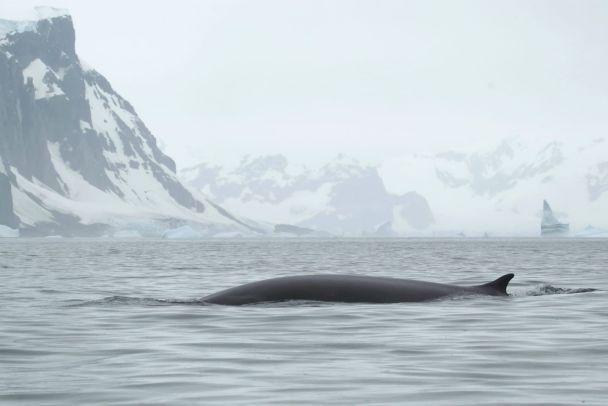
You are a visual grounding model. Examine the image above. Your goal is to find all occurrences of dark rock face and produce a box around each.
[394,192,434,230]
[0,41,62,193]
[0,13,225,235]
[0,165,18,228]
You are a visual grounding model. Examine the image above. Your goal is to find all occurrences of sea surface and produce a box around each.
[0,238,606,405]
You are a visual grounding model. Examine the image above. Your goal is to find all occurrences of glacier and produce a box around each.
[0,224,19,238]
[162,226,204,240]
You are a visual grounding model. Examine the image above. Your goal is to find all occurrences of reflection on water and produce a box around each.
[0,239,606,405]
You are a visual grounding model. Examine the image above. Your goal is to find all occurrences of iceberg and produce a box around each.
[162,226,204,239]
[541,200,569,237]
[575,225,608,238]
[0,225,19,238]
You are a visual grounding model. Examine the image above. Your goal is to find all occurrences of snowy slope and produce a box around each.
[182,155,434,236]
[0,10,262,237]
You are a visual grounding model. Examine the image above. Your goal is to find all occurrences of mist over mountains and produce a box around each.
[378,136,608,235]
[182,136,608,237]
[181,155,434,236]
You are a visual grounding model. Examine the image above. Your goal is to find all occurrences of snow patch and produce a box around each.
[79,59,94,73]
[79,120,91,131]
[0,19,35,38]
[34,6,70,21]
[221,182,334,225]
[22,59,65,100]
[9,171,55,225]
[0,7,68,38]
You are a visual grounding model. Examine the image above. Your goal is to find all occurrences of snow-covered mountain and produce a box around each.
[183,136,608,237]
[181,154,434,236]
[380,136,608,236]
[0,8,262,237]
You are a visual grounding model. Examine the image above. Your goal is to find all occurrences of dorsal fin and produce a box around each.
[481,273,514,295]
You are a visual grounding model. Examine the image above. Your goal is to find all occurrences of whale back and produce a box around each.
[202,273,516,305]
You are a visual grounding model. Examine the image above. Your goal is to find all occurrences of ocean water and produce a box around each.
[0,238,606,405]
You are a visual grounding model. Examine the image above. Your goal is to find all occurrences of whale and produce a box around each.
[201,273,515,305]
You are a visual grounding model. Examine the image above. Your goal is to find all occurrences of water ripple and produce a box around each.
[1,238,607,405]
[523,284,598,296]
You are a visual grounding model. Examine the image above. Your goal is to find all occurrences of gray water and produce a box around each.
[0,239,606,405]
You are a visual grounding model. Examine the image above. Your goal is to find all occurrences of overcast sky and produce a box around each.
[2,0,608,168]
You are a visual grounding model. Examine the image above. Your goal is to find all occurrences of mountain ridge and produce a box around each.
[182,154,435,236]
[182,136,608,236]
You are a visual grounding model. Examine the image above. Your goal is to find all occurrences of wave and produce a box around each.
[522,284,598,296]
[71,284,599,307]
[69,296,208,307]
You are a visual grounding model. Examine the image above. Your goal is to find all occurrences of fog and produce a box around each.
[3,0,608,168]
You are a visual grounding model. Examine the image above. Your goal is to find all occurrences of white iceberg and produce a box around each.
[541,200,569,237]
[0,225,19,238]
[162,225,204,239]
